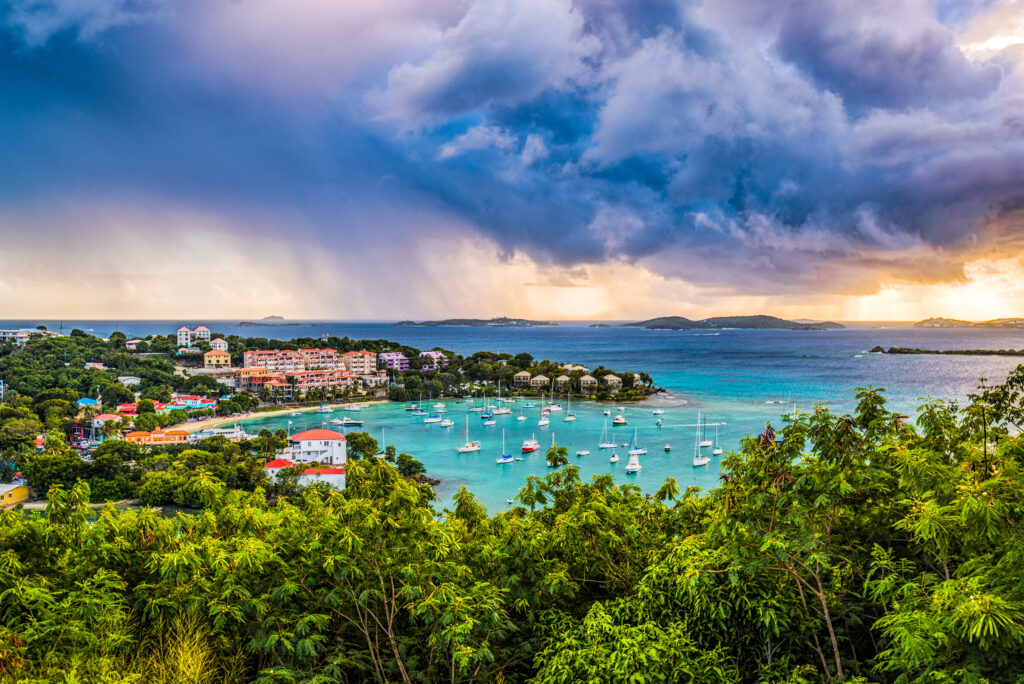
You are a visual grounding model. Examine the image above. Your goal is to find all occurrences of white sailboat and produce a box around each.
[456,416,481,453]
[517,403,527,421]
[599,419,618,449]
[698,412,713,447]
[627,428,647,456]
[712,424,723,455]
[538,397,550,427]
[625,452,641,473]
[693,417,710,467]
[440,417,455,427]
[563,392,576,422]
[496,430,513,464]
[609,452,620,463]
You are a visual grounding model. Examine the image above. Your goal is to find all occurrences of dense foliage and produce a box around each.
[4,369,1024,682]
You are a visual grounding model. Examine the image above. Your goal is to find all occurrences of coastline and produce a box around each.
[184,399,392,433]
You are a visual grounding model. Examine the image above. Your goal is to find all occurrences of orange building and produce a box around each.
[124,429,190,445]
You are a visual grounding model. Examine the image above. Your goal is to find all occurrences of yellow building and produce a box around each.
[0,483,30,506]
[204,350,231,369]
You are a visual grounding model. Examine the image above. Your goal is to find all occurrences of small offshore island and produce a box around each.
[620,314,845,330]
[395,316,557,327]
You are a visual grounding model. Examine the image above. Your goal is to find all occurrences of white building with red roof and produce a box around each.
[282,428,347,465]
[264,458,346,489]
[210,338,228,352]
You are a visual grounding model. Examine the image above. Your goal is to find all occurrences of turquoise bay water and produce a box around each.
[6,320,1023,511]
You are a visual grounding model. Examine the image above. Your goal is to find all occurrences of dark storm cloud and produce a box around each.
[1,0,1022,295]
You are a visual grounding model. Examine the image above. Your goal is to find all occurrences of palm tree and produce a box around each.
[655,476,681,502]
[545,443,569,468]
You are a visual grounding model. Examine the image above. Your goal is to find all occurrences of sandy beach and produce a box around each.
[184,399,391,433]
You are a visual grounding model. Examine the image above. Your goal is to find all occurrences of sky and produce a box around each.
[1,0,1023,321]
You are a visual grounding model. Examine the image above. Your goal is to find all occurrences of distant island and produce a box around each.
[622,315,845,331]
[395,317,557,327]
[238,315,291,327]
[872,346,1024,356]
[914,317,1024,329]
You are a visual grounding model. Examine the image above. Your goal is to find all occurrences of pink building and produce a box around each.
[243,348,345,372]
[379,352,409,371]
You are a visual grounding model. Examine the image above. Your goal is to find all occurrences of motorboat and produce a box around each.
[546,403,563,412]
[440,418,455,428]
[612,414,628,426]
[340,417,364,427]
[609,453,620,463]
[538,416,550,427]
[625,453,641,474]
[521,435,540,453]
[664,444,672,452]
[483,419,496,426]
[329,418,344,425]
[652,409,664,415]
[603,409,611,415]
[575,450,590,456]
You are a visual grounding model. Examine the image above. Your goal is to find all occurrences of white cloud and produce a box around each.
[371,0,599,123]
[5,0,166,46]
[437,125,516,159]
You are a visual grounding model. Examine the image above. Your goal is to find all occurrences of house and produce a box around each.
[419,350,449,371]
[342,350,377,374]
[579,374,598,389]
[0,329,59,346]
[530,374,550,388]
[84,362,107,370]
[176,347,202,355]
[124,429,189,445]
[282,429,347,465]
[117,375,142,386]
[204,349,231,369]
[263,458,346,489]
[555,374,571,389]
[0,483,30,507]
[210,338,229,352]
[92,413,121,428]
[513,370,532,385]
[77,397,100,409]
[168,395,219,410]
[379,352,410,371]
[116,401,171,416]
[603,374,622,388]
[125,339,142,351]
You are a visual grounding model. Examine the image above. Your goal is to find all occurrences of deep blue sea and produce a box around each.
[7,319,1023,511]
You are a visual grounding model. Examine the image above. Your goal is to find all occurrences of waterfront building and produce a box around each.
[514,370,532,385]
[555,374,571,389]
[530,374,550,388]
[419,350,450,371]
[579,374,598,389]
[210,338,229,352]
[359,370,389,387]
[379,352,410,371]
[603,374,623,388]
[168,395,218,410]
[204,350,231,369]
[342,350,377,374]
[298,348,345,370]
[263,370,356,393]
[242,350,306,373]
[281,429,347,465]
[116,402,171,416]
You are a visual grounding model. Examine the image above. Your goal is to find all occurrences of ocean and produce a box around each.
[6,319,1023,511]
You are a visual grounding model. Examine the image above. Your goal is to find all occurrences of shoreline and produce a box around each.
[184,399,392,433]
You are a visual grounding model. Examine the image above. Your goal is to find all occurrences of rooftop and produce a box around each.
[265,458,295,468]
[289,429,347,442]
